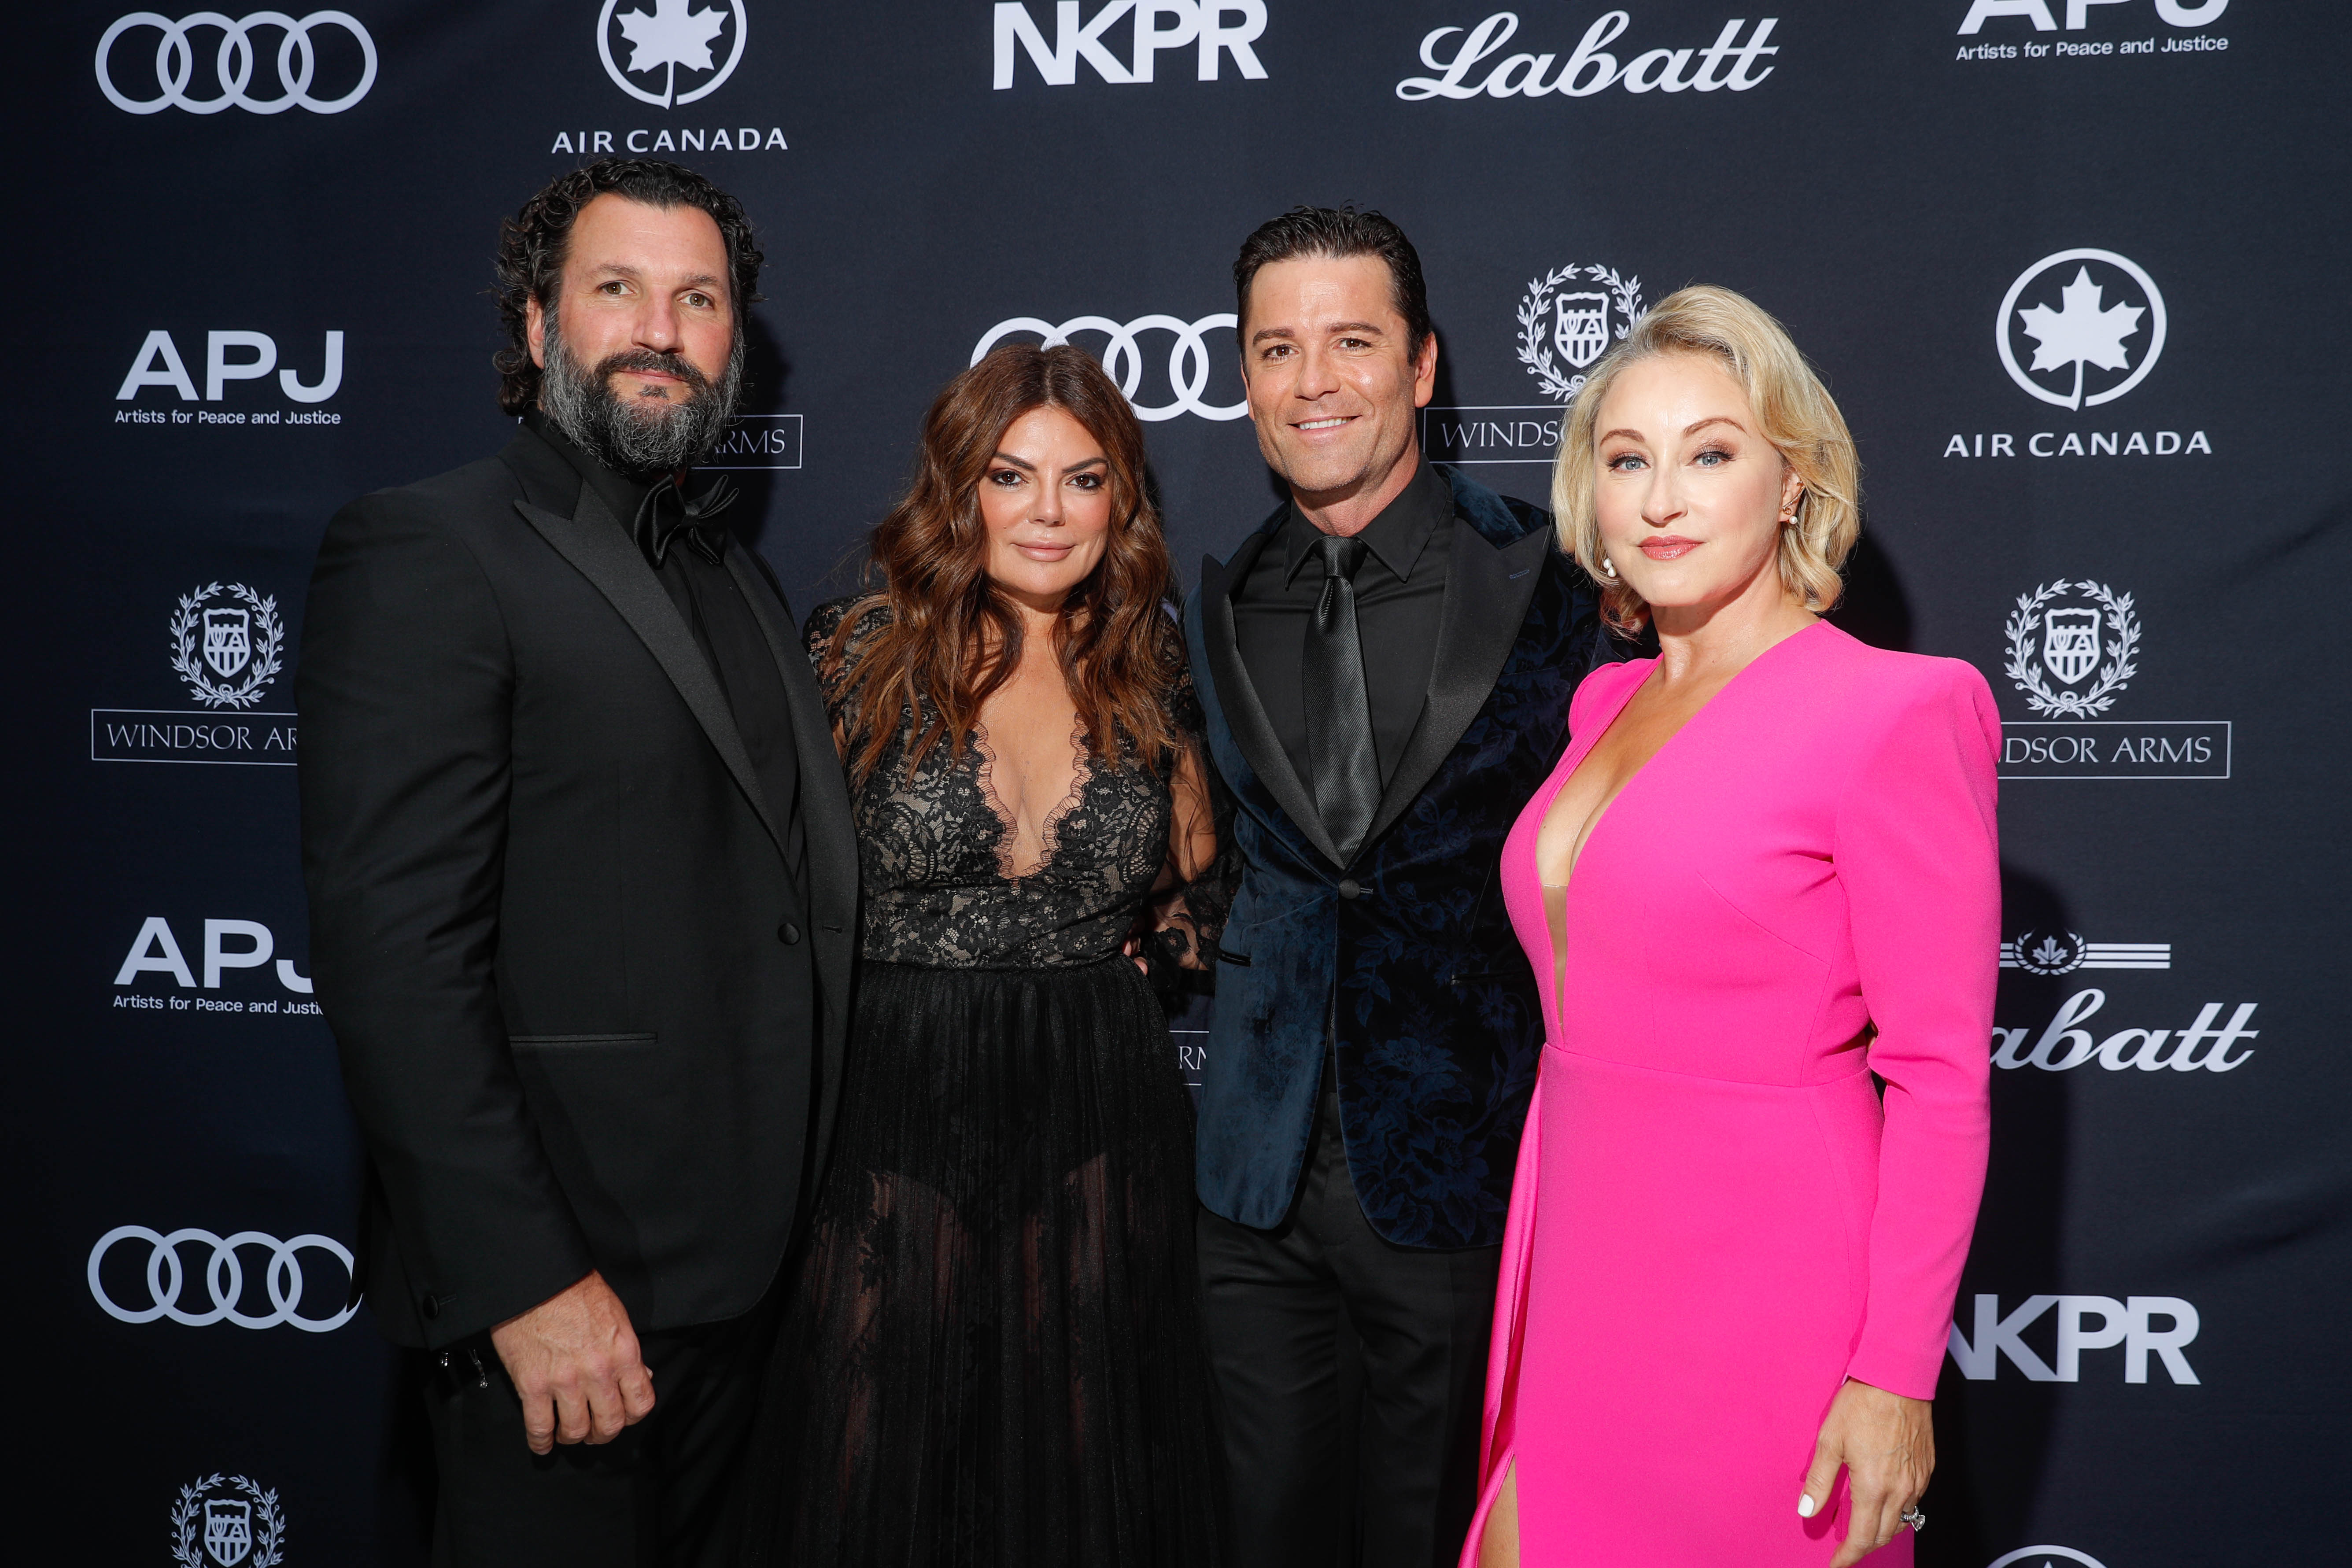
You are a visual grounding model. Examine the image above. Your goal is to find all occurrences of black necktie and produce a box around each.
[633,474,738,569]
[1302,532,1381,863]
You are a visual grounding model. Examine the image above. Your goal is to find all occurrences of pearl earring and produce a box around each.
[1600,556,1617,579]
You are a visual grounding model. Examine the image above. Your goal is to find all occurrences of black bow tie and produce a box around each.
[633,474,738,568]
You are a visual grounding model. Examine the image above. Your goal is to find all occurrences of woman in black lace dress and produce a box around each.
[740,343,1226,1565]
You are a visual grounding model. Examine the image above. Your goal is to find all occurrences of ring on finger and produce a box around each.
[1900,1505,1926,1532]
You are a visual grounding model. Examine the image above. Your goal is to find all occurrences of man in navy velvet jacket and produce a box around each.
[1187,208,1612,1567]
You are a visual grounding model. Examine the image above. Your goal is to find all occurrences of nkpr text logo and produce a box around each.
[993,1,1270,88]
[1956,0,2229,63]
[1948,1294,2200,1384]
[1995,580,2229,779]
[92,583,298,765]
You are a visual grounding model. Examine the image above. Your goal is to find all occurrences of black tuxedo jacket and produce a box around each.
[297,428,857,1349]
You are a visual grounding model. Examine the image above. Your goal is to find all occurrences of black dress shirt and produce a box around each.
[1233,459,1454,801]
[523,414,806,883]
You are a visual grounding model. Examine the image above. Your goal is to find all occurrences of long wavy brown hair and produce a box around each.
[822,343,1185,786]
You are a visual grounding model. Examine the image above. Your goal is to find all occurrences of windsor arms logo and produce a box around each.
[170,1474,287,1567]
[1421,258,1649,466]
[1996,579,2227,779]
[91,583,296,766]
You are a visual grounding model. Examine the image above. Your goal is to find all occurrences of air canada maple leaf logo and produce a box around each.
[619,0,729,74]
[2017,269,2143,411]
[1996,249,2167,410]
[598,0,747,108]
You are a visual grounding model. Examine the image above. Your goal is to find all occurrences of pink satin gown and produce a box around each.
[1462,621,1999,1566]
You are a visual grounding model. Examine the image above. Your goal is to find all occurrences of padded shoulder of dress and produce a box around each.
[1567,653,1654,732]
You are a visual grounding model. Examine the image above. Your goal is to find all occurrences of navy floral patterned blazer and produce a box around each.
[1187,466,1612,1249]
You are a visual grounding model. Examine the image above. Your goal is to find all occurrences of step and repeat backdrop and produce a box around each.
[16,1,2345,1563]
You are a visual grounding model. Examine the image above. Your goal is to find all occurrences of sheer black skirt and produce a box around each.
[741,957,1226,1567]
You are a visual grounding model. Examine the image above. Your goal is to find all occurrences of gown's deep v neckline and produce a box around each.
[1537,621,1827,1029]
[971,718,1091,882]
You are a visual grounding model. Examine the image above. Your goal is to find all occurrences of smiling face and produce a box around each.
[1241,253,1438,515]
[977,404,1115,614]
[1591,351,1805,621]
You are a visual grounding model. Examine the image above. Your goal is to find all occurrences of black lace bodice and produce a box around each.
[806,598,1226,971]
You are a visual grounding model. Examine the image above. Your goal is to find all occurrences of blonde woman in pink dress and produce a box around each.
[1463,287,1998,1568]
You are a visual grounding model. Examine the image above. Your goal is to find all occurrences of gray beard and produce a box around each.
[539,313,744,476]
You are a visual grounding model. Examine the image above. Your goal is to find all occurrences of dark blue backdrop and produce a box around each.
[18,4,2346,1564]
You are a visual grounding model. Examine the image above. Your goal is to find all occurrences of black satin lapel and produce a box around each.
[1359,518,1554,852]
[1200,534,1345,869]
[513,495,784,856]
[721,550,858,922]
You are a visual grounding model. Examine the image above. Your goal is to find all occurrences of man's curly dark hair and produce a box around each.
[491,158,765,415]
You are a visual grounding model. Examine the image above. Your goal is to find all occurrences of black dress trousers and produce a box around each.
[419,1294,779,1568]
[1197,1063,1500,1568]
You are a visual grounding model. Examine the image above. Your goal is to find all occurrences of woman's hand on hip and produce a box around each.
[1802,1377,1932,1567]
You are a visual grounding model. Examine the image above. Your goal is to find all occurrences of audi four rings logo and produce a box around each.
[971,314,1248,421]
[97,11,379,115]
[89,1225,361,1332]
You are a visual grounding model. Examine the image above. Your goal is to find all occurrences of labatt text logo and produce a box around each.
[1398,10,1779,100]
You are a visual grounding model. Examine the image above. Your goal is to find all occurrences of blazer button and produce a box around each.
[776,921,801,945]
[1337,878,1363,900]
[420,1293,441,1321]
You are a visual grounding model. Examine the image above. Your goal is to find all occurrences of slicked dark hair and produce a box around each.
[1233,205,1433,357]
[491,158,764,415]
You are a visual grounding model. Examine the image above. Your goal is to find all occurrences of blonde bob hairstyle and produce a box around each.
[1552,285,1860,636]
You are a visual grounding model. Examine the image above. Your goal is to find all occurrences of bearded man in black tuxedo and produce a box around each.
[297,159,855,1568]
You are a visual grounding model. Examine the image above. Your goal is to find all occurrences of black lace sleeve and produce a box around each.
[803,595,890,739]
[1138,668,1239,988]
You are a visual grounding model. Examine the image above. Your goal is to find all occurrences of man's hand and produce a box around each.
[487,1271,657,1455]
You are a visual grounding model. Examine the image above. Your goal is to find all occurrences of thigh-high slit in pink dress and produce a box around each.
[1461,621,1999,1566]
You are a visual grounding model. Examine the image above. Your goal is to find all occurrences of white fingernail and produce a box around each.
[1797,1494,1817,1519]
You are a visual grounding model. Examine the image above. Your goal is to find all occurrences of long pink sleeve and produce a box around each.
[1835,661,2001,1398]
